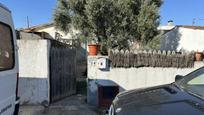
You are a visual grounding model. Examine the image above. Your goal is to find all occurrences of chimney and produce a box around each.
[167,20,174,26]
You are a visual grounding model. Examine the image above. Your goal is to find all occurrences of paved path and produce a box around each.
[19,95,103,115]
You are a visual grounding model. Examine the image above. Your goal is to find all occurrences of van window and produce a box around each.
[0,23,14,71]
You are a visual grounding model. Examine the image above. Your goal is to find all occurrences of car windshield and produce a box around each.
[177,67,204,99]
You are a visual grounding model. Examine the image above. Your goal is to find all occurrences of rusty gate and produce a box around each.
[50,48,77,102]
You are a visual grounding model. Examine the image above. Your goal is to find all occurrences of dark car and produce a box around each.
[109,67,204,115]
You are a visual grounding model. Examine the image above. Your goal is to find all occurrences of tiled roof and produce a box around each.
[177,25,204,30]
[19,23,54,32]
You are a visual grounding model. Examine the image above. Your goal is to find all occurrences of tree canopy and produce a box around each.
[53,0,162,54]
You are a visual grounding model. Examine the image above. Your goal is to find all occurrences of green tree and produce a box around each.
[137,0,161,45]
[53,0,162,54]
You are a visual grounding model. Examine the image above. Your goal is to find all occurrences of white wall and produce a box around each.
[87,56,204,105]
[161,27,204,52]
[178,27,204,52]
[88,56,204,90]
[17,39,50,104]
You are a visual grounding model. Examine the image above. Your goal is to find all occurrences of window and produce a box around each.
[179,68,204,98]
[0,22,14,71]
[186,74,204,98]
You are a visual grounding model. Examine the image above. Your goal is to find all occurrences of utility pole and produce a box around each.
[27,16,30,28]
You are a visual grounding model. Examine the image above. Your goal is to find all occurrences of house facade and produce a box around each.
[160,25,204,52]
[20,23,79,40]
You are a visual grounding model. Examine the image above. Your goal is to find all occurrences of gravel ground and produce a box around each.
[19,95,104,115]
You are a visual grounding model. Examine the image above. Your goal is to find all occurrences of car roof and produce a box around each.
[0,3,11,13]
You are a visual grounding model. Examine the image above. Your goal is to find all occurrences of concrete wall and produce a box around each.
[17,39,50,105]
[87,56,204,106]
[161,27,204,52]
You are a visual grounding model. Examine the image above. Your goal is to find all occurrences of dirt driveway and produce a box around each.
[19,95,103,115]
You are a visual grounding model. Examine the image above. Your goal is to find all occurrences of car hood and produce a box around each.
[114,84,204,115]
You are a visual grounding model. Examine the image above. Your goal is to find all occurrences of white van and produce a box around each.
[0,3,19,115]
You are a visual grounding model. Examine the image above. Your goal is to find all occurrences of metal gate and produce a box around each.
[50,48,77,102]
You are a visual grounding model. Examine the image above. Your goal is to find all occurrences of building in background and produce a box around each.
[159,21,204,52]
[19,23,87,49]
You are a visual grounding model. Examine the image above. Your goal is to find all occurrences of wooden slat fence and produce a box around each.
[50,48,77,102]
[109,50,194,68]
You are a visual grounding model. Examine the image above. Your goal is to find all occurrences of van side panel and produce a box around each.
[0,5,18,115]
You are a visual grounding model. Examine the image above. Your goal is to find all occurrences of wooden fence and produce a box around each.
[109,50,195,68]
[50,48,77,102]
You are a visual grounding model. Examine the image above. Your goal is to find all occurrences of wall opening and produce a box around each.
[98,85,119,108]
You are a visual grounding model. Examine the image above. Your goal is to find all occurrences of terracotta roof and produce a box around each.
[19,23,54,32]
[177,25,204,30]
